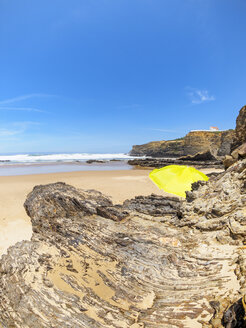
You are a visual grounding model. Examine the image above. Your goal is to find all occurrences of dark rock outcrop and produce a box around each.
[178,150,217,161]
[128,156,223,169]
[130,130,235,158]
[0,157,245,327]
[86,160,106,164]
[222,297,245,328]
[123,193,181,217]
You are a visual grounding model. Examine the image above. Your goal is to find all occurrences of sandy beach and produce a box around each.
[0,169,164,256]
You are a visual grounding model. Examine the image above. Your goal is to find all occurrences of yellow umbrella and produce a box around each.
[149,165,209,198]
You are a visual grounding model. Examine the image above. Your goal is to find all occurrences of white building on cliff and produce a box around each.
[191,126,221,132]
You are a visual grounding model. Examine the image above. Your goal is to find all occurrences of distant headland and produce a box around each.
[130,128,235,158]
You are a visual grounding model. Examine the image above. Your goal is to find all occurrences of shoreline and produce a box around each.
[0,160,132,176]
[0,159,224,177]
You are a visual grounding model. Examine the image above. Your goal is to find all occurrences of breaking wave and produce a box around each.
[0,153,136,164]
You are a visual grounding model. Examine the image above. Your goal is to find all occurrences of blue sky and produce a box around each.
[0,0,246,153]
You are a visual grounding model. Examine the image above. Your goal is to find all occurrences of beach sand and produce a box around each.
[0,167,223,256]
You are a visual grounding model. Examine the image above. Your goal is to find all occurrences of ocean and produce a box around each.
[0,153,138,176]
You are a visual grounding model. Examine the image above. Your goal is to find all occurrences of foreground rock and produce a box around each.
[0,157,245,327]
[123,193,181,217]
[130,130,234,158]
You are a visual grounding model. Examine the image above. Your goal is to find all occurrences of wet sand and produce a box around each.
[0,168,223,256]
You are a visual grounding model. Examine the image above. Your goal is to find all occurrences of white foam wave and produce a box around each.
[0,153,136,163]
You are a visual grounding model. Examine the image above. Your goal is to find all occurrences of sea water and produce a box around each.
[0,153,140,176]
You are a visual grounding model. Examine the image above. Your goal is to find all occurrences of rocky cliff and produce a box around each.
[0,157,245,327]
[130,130,234,158]
[224,106,246,169]
[232,105,246,150]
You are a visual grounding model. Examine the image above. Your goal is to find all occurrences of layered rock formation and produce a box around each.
[0,156,245,327]
[224,106,246,169]
[130,130,234,158]
[232,105,246,150]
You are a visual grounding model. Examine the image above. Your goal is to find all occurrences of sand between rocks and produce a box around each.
[0,168,223,256]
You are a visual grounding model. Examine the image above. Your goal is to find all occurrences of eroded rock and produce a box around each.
[123,193,181,217]
[0,158,245,327]
[232,105,246,151]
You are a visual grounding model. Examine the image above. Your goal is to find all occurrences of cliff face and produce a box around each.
[224,105,246,169]
[232,105,246,150]
[130,130,235,158]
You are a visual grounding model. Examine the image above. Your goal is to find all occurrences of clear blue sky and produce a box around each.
[0,0,246,153]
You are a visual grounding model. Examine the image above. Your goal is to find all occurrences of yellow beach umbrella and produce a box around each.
[149,165,209,198]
